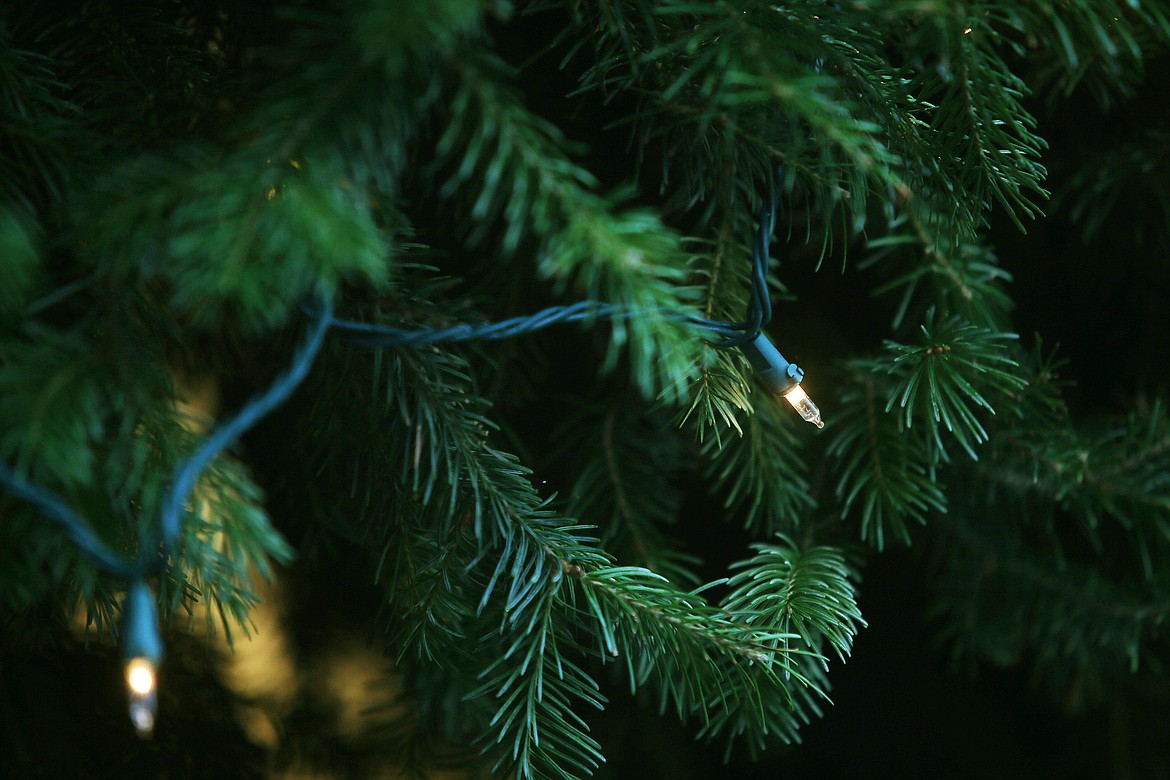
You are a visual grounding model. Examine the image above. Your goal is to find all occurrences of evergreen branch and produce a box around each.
[884,309,1027,459]
[961,339,1074,512]
[377,516,482,666]
[434,50,706,401]
[365,343,538,543]
[679,345,754,442]
[77,152,387,333]
[542,204,706,402]
[0,494,90,615]
[999,337,1073,430]
[573,565,778,666]
[697,213,754,327]
[934,514,1170,698]
[30,2,213,153]
[569,560,826,752]
[829,365,947,549]
[434,51,594,252]
[239,8,444,205]
[0,24,79,210]
[162,446,294,641]
[1013,0,1170,108]
[372,428,833,767]
[557,402,699,583]
[934,14,1048,228]
[346,0,488,67]
[562,0,1038,248]
[378,452,610,780]
[703,394,815,534]
[573,0,902,252]
[308,330,654,778]
[306,305,576,555]
[471,560,606,780]
[678,221,758,439]
[0,314,149,592]
[886,1,1050,229]
[722,535,864,666]
[301,342,493,658]
[0,324,108,488]
[983,398,1170,579]
[2,293,323,633]
[0,205,41,320]
[391,506,610,780]
[1059,128,1170,250]
[1082,401,1170,513]
[863,211,1015,331]
[309,343,610,778]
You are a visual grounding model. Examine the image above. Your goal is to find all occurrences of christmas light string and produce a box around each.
[312,298,633,347]
[153,298,334,558]
[315,173,781,349]
[0,463,137,580]
[0,298,335,737]
[315,168,821,425]
[0,172,820,736]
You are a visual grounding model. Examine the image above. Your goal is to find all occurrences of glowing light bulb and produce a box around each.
[126,657,155,695]
[120,580,163,738]
[739,334,826,428]
[782,383,824,428]
[124,657,157,737]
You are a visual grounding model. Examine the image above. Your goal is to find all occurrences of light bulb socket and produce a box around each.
[120,580,164,664]
[740,332,804,395]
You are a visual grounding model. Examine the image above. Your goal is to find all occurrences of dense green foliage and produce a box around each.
[2,1,1170,778]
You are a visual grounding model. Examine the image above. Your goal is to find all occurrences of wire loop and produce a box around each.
[315,167,782,350]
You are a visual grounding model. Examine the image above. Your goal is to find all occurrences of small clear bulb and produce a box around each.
[124,657,157,737]
[782,384,824,428]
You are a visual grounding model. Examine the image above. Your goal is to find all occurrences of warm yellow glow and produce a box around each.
[782,383,824,429]
[125,657,158,737]
[126,658,156,696]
